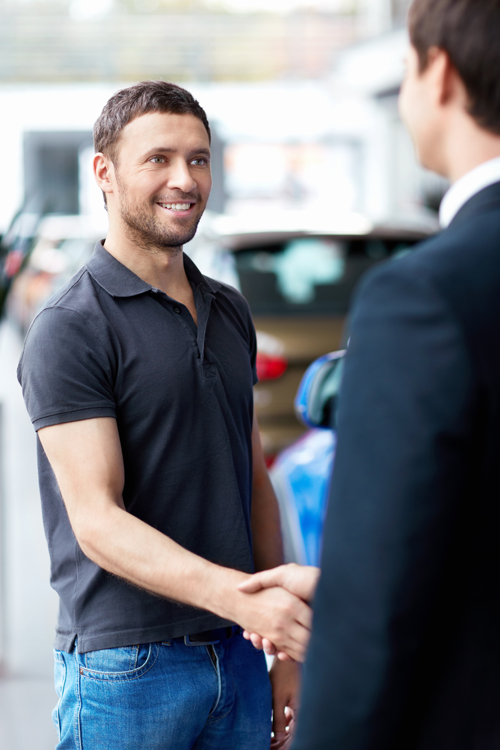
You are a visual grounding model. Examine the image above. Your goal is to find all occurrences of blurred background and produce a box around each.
[0,1,445,746]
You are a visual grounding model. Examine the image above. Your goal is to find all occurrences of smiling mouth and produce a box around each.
[157,202,195,212]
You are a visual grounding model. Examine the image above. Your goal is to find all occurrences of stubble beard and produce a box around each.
[117,185,205,256]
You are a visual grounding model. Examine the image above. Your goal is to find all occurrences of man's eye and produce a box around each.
[150,156,164,164]
[191,158,208,166]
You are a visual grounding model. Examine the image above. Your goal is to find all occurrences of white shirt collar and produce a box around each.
[439,156,500,228]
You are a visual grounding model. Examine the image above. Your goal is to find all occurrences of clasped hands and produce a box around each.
[237,563,320,662]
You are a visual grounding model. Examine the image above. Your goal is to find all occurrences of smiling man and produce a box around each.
[17,81,307,750]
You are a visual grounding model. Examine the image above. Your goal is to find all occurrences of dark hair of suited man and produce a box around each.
[409,0,500,134]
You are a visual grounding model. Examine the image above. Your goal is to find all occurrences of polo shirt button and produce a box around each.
[173,306,181,314]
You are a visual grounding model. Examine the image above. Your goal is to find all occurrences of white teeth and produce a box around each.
[160,203,191,211]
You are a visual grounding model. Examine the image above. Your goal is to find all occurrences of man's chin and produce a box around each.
[159,221,200,249]
[123,213,202,251]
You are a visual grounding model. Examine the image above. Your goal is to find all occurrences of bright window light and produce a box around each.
[205,0,352,13]
[69,0,114,21]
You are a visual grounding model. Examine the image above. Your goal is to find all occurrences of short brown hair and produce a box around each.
[93,80,211,162]
[409,0,500,134]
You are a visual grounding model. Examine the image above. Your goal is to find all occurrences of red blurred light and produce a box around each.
[264,454,277,469]
[256,353,288,381]
[4,249,24,279]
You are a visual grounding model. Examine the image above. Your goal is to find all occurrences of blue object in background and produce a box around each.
[295,349,345,429]
[270,349,345,566]
[270,428,336,566]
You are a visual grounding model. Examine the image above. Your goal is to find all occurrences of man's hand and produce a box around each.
[227,584,313,663]
[238,563,320,601]
[269,658,301,749]
[237,564,320,660]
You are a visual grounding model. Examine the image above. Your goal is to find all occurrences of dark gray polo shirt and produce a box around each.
[18,242,257,653]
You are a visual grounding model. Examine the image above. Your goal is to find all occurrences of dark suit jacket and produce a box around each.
[292,182,500,750]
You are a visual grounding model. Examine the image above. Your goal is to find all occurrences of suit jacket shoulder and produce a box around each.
[359,188,500,384]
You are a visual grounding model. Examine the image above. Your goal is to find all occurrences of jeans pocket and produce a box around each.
[80,642,157,682]
[52,650,67,740]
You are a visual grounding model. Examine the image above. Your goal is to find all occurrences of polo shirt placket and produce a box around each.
[148,280,213,367]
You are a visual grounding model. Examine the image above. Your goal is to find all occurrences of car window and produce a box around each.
[234,236,417,315]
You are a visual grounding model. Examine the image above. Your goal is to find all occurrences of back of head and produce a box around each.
[409,0,500,135]
[93,80,211,163]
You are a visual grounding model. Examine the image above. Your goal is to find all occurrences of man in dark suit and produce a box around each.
[239,0,500,746]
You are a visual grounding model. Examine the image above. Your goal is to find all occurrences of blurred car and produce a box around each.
[187,210,437,461]
[0,208,46,320]
[7,215,106,333]
[270,349,346,566]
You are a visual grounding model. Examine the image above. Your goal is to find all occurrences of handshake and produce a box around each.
[236,563,320,662]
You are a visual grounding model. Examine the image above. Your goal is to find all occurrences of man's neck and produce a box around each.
[442,116,500,184]
[103,228,189,299]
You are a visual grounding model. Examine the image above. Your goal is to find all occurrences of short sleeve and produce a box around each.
[17,306,117,431]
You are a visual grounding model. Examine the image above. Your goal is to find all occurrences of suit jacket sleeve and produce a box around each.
[292,259,475,750]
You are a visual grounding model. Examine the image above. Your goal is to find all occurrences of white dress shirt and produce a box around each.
[439,156,500,228]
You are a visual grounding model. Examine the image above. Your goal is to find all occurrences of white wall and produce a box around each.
[327,28,443,225]
[0,84,120,233]
[0,323,58,677]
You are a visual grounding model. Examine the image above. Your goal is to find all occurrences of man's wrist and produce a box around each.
[195,564,251,622]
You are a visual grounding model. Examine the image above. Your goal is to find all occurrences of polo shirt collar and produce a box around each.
[86,242,221,297]
[183,252,222,295]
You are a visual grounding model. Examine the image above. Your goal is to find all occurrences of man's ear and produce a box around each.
[94,153,115,199]
[427,46,464,109]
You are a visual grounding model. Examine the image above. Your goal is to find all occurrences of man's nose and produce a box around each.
[166,159,197,193]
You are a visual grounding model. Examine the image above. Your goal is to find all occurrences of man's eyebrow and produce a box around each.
[143,146,211,158]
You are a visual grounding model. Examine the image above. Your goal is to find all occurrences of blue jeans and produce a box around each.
[52,634,272,749]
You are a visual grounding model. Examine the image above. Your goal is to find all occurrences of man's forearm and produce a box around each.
[38,416,312,660]
[76,499,249,616]
[75,499,312,661]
